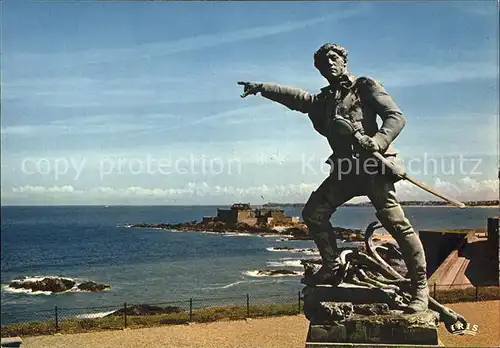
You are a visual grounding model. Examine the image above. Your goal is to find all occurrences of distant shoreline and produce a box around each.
[2,201,499,208]
[263,201,499,209]
[375,205,499,209]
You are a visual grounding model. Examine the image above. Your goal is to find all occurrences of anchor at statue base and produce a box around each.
[301,222,472,348]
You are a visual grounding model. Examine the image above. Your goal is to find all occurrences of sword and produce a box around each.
[335,117,467,209]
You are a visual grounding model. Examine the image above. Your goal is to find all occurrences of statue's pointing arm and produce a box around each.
[238,81,314,114]
[357,78,406,152]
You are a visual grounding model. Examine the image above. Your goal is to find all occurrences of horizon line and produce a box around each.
[2,199,499,208]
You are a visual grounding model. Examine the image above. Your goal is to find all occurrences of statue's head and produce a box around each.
[314,43,348,82]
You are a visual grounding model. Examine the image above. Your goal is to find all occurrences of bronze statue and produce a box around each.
[238,43,431,313]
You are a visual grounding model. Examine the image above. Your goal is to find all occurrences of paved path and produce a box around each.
[22,315,310,348]
[21,301,500,348]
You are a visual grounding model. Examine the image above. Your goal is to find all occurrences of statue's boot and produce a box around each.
[309,229,340,285]
[302,198,340,286]
[376,206,429,313]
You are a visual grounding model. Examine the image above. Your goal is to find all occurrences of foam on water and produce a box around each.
[200,231,256,237]
[74,310,118,319]
[266,247,319,255]
[116,223,133,228]
[266,260,303,268]
[11,275,77,283]
[199,279,267,291]
[274,236,295,241]
[222,232,258,237]
[243,270,302,277]
[1,284,52,296]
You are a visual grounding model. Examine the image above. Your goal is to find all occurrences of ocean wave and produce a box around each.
[199,280,252,290]
[272,235,295,241]
[266,260,303,268]
[221,232,257,237]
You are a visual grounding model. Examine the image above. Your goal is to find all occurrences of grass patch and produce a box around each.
[250,303,299,318]
[3,290,499,337]
[1,302,299,337]
[0,320,56,337]
[435,286,500,303]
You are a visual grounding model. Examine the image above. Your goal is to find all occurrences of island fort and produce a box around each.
[203,203,300,227]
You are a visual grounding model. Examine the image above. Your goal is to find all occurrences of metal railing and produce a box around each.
[1,284,499,337]
[1,292,303,336]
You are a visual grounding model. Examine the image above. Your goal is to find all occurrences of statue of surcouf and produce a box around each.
[238,43,430,313]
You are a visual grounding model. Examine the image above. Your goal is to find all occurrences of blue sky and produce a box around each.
[1,1,498,205]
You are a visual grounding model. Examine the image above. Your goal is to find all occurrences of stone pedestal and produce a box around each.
[305,342,441,348]
[303,285,441,347]
[0,337,23,348]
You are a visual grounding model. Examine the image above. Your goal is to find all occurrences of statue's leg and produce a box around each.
[302,175,355,283]
[367,175,429,313]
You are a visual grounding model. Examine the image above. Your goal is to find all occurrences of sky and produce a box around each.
[1,1,499,205]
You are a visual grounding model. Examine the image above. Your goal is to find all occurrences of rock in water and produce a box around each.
[9,277,76,293]
[257,269,301,276]
[8,277,112,293]
[77,281,111,292]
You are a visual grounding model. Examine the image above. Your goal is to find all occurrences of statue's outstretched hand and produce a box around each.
[237,81,263,98]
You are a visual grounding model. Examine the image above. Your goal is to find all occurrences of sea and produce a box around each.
[1,205,498,324]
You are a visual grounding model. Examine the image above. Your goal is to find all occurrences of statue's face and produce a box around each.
[317,50,346,81]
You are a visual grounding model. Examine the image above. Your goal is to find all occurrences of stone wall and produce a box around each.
[487,217,499,284]
[236,210,257,226]
[216,209,237,223]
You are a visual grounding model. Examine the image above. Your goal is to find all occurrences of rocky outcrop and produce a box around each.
[77,281,111,292]
[8,276,111,293]
[131,221,300,236]
[130,220,365,242]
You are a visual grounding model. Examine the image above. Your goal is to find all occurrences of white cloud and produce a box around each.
[5,182,318,203]
[456,177,499,199]
[11,185,78,194]
[90,182,320,199]
[4,177,498,205]
[5,6,368,66]
[394,177,498,202]
[89,185,198,198]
